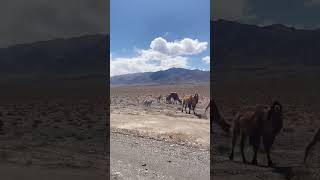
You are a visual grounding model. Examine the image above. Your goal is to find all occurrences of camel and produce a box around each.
[166,95,171,103]
[304,128,320,163]
[166,92,181,104]
[182,93,199,114]
[156,95,162,103]
[229,101,283,167]
[143,99,153,107]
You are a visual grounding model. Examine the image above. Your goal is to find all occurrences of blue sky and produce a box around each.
[110,0,210,76]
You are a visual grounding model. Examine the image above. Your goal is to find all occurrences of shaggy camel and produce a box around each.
[304,128,320,163]
[182,93,199,114]
[166,92,181,104]
[229,101,283,167]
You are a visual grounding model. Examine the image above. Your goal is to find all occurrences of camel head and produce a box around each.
[269,100,283,135]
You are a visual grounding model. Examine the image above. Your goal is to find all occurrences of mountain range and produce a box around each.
[0,34,108,80]
[212,19,320,66]
[1,19,320,84]
[110,68,210,86]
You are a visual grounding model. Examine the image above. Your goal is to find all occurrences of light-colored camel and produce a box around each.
[182,93,199,114]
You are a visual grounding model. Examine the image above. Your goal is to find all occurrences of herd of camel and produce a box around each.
[144,92,319,167]
[148,92,200,114]
[210,99,319,167]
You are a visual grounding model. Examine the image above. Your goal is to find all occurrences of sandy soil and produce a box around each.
[0,96,108,177]
[0,163,108,180]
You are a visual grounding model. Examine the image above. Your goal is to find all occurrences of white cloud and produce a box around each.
[202,56,210,64]
[150,37,208,56]
[111,37,208,76]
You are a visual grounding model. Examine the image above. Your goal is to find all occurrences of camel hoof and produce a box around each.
[268,161,274,167]
[229,154,234,161]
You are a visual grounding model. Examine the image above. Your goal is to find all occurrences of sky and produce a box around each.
[212,0,320,29]
[110,0,210,76]
[0,0,108,48]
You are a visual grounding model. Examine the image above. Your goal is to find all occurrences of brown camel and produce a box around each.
[166,92,181,104]
[229,101,283,167]
[182,93,199,114]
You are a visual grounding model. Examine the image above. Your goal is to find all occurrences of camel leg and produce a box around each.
[250,135,260,165]
[181,103,184,112]
[240,134,247,163]
[193,104,197,114]
[229,126,238,161]
[266,148,273,167]
[263,136,274,167]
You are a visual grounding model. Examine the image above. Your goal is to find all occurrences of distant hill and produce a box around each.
[212,19,320,66]
[0,34,108,80]
[111,68,210,86]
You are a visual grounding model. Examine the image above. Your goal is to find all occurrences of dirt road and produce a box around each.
[110,132,210,180]
[110,113,210,180]
[111,113,210,146]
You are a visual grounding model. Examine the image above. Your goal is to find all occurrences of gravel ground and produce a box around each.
[110,132,210,180]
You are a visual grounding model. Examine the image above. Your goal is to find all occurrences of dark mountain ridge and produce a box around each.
[0,34,108,77]
[212,19,320,66]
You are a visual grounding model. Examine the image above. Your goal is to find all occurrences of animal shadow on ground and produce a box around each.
[195,113,208,119]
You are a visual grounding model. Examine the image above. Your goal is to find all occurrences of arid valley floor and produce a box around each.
[0,89,108,179]
[110,84,210,180]
[0,72,319,179]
